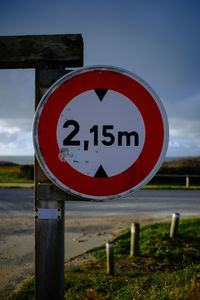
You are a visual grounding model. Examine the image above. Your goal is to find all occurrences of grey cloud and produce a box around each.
[170,117,200,147]
[4,118,33,133]
[0,131,18,144]
[167,92,200,121]
[164,92,200,152]
[0,122,33,154]
[0,69,35,120]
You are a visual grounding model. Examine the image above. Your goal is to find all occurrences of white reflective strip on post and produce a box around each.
[131,224,135,233]
[106,242,114,248]
[172,213,180,219]
[35,208,61,220]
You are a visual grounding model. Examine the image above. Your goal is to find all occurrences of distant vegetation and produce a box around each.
[0,162,34,183]
[158,157,200,175]
[150,157,200,186]
[0,157,199,184]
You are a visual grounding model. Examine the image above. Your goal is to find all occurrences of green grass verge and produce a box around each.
[0,165,33,184]
[8,218,200,299]
[1,164,200,189]
[0,184,199,190]
[143,185,200,190]
[0,184,34,189]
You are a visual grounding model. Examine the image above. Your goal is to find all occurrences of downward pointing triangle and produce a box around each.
[94,89,108,101]
[94,165,108,178]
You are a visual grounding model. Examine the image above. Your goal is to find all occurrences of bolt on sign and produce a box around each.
[33,66,169,200]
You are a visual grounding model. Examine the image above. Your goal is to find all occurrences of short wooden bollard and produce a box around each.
[186,176,190,188]
[130,223,140,257]
[106,242,114,276]
[170,213,180,238]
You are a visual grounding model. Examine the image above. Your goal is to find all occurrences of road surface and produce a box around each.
[0,188,199,217]
[0,188,199,298]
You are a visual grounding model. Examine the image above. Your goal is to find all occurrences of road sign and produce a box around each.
[33,66,168,200]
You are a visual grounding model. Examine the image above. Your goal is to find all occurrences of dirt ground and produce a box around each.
[0,214,170,299]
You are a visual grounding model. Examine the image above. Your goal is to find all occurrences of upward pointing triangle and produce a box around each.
[94,89,108,101]
[94,165,108,178]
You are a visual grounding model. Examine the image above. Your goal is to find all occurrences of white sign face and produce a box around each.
[33,65,168,200]
[56,89,145,178]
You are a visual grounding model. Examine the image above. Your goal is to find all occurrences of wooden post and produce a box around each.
[0,34,83,68]
[0,34,83,300]
[186,176,190,188]
[130,223,140,257]
[170,213,180,238]
[106,242,114,276]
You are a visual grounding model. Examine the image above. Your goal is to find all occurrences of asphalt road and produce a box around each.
[0,188,199,217]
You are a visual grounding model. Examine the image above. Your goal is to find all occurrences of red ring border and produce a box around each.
[35,68,166,199]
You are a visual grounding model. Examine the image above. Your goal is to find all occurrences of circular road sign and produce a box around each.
[33,66,168,200]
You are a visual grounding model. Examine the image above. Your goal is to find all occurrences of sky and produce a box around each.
[0,0,200,157]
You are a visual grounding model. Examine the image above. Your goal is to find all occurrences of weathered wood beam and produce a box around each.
[0,34,83,69]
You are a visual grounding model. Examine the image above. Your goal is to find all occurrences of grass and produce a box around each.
[0,165,200,190]
[0,184,34,189]
[8,218,200,299]
[143,185,200,190]
[0,162,200,190]
[0,165,33,184]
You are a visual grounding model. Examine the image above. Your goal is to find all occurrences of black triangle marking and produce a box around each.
[94,89,108,101]
[94,165,108,178]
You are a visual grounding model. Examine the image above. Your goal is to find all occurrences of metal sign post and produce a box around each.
[35,67,67,300]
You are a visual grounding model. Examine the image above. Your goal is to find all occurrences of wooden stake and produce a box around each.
[170,213,180,238]
[186,176,190,188]
[106,242,114,276]
[130,223,140,257]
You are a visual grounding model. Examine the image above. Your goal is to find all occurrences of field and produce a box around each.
[0,157,200,188]
[8,218,200,299]
[158,157,200,175]
[0,163,33,184]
